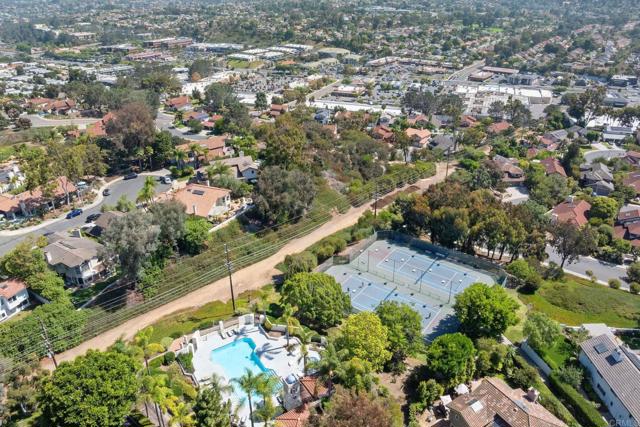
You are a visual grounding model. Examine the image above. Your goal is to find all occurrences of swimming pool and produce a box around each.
[210,337,269,380]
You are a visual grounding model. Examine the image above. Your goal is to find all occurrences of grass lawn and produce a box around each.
[518,275,640,327]
[487,27,504,33]
[70,274,120,307]
[539,338,573,371]
[148,285,279,343]
[504,288,528,343]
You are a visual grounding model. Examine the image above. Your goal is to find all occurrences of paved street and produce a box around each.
[545,246,630,289]
[25,114,100,128]
[0,175,171,255]
[155,111,208,140]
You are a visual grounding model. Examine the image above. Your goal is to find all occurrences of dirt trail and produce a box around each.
[49,163,452,366]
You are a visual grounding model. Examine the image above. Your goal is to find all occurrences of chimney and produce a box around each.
[566,195,575,204]
[192,204,197,215]
[527,388,540,403]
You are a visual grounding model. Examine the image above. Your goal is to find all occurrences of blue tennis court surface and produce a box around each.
[340,273,440,331]
[326,238,498,339]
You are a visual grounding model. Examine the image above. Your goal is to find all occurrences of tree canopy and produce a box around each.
[335,312,391,372]
[39,350,140,427]
[453,283,519,339]
[425,333,476,387]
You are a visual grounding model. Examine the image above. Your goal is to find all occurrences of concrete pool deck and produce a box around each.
[189,323,309,421]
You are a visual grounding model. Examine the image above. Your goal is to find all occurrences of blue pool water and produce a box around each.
[211,337,269,380]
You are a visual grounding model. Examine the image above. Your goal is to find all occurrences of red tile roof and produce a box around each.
[540,158,567,177]
[487,121,511,134]
[552,199,591,227]
[0,279,27,299]
[275,404,311,427]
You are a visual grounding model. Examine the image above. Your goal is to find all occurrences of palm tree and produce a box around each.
[308,343,344,395]
[232,369,262,427]
[135,147,145,171]
[136,176,157,206]
[282,304,300,348]
[145,146,155,170]
[175,110,184,124]
[296,329,314,376]
[255,375,279,427]
[174,149,188,170]
[138,374,158,418]
[189,143,206,169]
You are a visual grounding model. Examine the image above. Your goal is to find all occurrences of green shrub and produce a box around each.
[176,351,194,373]
[160,336,174,350]
[283,251,318,279]
[630,282,640,294]
[548,373,608,427]
[608,279,621,289]
[351,226,373,242]
[264,317,273,330]
[163,351,176,365]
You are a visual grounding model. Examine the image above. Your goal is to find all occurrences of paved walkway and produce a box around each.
[48,163,452,366]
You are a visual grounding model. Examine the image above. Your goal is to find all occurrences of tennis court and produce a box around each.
[337,270,441,331]
[351,240,494,303]
[325,237,499,339]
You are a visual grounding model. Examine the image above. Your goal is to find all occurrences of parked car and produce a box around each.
[123,173,138,180]
[102,188,111,196]
[86,213,101,223]
[161,176,172,184]
[66,209,83,219]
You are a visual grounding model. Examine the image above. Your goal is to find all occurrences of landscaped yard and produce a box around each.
[504,288,528,343]
[70,274,120,307]
[518,275,640,328]
[538,338,573,371]
[147,286,279,343]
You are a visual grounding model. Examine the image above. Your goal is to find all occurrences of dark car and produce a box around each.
[86,213,101,223]
[66,208,83,219]
[123,173,138,180]
[102,188,111,196]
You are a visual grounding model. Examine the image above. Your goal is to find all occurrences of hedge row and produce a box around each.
[548,373,608,427]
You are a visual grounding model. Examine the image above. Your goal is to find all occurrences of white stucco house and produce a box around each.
[0,279,30,322]
[579,334,640,427]
[44,233,110,287]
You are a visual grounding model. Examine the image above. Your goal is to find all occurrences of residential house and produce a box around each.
[579,334,640,427]
[0,162,25,194]
[623,171,640,195]
[270,104,288,117]
[44,233,109,287]
[0,279,30,322]
[0,176,77,219]
[198,155,259,182]
[536,135,559,151]
[277,375,331,427]
[487,121,512,134]
[447,377,566,427]
[165,95,191,111]
[173,184,231,219]
[430,135,456,152]
[603,126,634,145]
[543,129,568,145]
[84,112,114,138]
[182,110,209,124]
[175,135,232,165]
[580,163,615,196]
[551,197,591,227]
[624,151,640,168]
[372,125,394,142]
[28,97,77,115]
[460,115,479,127]
[492,155,524,183]
[539,158,567,177]
[405,128,432,148]
[88,210,125,237]
[614,204,640,247]
[313,110,331,125]
[430,114,453,128]
[407,113,429,127]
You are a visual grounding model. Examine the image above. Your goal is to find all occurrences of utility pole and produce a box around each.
[38,318,57,368]
[373,183,379,218]
[224,244,237,313]
[445,146,451,178]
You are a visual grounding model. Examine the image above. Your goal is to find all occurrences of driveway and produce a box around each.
[25,114,100,128]
[155,111,209,141]
[0,174,171,255]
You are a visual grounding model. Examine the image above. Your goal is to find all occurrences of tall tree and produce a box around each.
[375,301,423,366]
[137,176,157,205]
[523,312,562,353]
[263,114,307,169]
[254,92,268,111]
[38,350,140,427]
[453,283,519,339]
[193,383,231,427]
[106,102,156,158]
[232,369,262,427]
[335,312,391,372]
[253,166,316,223]
[425,333,476,387]
[548,221,597,268]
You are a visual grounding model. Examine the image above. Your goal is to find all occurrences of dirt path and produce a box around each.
[50,163,452,366]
